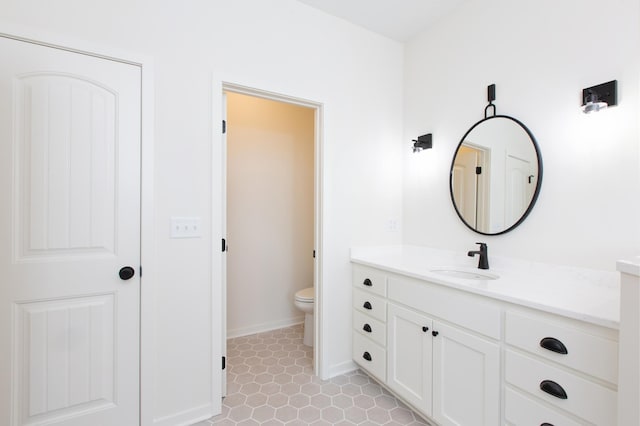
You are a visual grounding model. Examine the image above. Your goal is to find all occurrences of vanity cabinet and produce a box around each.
[387,303,500,425]
[353,265,501,425]
[351,262,619,426]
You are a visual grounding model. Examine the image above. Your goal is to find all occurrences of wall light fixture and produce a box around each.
[581,80,617,114]
[412,133,433,153]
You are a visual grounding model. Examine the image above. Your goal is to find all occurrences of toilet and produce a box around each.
[294,287,314,347]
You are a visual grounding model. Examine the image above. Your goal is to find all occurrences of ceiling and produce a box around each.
[296,0,467,42]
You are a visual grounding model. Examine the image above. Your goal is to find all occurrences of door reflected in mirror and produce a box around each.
[450,115,542,235]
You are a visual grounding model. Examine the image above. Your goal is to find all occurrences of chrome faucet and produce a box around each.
[468,242,489,270]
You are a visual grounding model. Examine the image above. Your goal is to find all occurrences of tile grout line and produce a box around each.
[200,324,430,426]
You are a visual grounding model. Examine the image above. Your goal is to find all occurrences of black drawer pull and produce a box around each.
[363,324,372,333]
[363,278,372,286]
[362,352,372,361]
[540,337,568,355]
[432,331,439,337]
[540,380,567,399]
[422,326,429,332]
[363,301,372,310]
[541,423,554,426]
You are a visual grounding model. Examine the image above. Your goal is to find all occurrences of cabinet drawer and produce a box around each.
[353,265,387,296]
[505,350,617,425]
[387,275,501,339]
[353,332,386,382]
[505,311,618,384]
[353,310,386,347]
[353,288,387,322]
[505,388,582,426]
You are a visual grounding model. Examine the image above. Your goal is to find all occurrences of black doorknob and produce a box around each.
[119,266,135,280]
[432,331,439,337]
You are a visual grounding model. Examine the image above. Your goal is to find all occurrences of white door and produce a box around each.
[432,322,500,426]
[0,37,141,425]
[387,303,433,415]
[505,154,533,227]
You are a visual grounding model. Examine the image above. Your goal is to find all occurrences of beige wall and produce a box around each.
[226,92,314,337]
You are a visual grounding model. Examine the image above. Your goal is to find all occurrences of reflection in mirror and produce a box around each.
[450,115,542,235]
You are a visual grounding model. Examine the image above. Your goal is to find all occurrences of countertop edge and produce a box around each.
[351,256,619,330]
[617,257,640,277]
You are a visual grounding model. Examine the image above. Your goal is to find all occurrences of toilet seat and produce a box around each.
[295,287,314,303]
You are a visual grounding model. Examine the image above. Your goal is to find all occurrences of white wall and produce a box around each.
[403,0,640,271]
[226,93,314,338]
[0,1,405,424]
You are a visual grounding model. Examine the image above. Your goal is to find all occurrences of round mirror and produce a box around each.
[449,115,542,235]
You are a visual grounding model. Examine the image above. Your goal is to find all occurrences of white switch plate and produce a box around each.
[171,217,202,238]
[387,219,399,232]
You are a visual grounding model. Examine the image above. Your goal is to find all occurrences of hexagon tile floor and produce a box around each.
[195,324,431,426]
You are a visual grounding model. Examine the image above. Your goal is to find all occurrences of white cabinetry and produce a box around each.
[352,263,619,426]
[352,268,387,382]
[504,310,618,425]
[353,265,500,425]
[387,303,432,414]
[432,321,499,426]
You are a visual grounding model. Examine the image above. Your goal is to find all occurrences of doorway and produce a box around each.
[452,144,490,232]
[220,84,323,395]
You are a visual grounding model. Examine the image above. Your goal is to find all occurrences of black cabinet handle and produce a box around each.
[540,337,568,355]
[363,324,372,333]
[422,326,429,332]
[540,380,568,399]
[363,278,372,287]
[362,352,372,361]
[432,331,439,337]
[363,301,372,310]
[541,423,554,426]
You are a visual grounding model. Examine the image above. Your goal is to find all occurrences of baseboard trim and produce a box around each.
[328,360,358,379]
[227,317,304,339]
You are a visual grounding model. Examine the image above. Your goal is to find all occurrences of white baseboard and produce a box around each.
[153,403,212,426]
[329,360,358,379]
[227,316,304,339]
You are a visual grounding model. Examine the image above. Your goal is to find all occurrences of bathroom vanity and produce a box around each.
[351,246,620,426]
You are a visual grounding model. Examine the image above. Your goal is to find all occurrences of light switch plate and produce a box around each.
[171,217,202,238]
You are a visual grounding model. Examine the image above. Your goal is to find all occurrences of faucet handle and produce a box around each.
[475,242,487,248]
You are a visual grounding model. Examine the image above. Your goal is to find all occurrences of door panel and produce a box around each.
[505,154,533,226]
[0,36,141,426]
[387,303,432,414]
[15,73,116,258]
[432,322,500,426]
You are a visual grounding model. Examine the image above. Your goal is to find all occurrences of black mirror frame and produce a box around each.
[449,114,543,236]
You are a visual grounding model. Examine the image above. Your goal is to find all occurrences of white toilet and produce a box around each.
[294,287,314,347]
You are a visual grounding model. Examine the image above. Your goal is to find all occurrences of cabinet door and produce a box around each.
[432,322,500,426]
[387,303,433,414]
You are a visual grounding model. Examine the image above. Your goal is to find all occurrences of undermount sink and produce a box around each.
[430,268,499,280]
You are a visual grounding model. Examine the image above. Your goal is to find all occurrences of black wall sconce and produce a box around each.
[581,80,617,113]
[412,133,433,153]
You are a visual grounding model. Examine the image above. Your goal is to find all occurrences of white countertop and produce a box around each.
[351,245,620,329]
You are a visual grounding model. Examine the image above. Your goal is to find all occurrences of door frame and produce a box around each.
[0,24,155,426]
[217,82,325,378]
